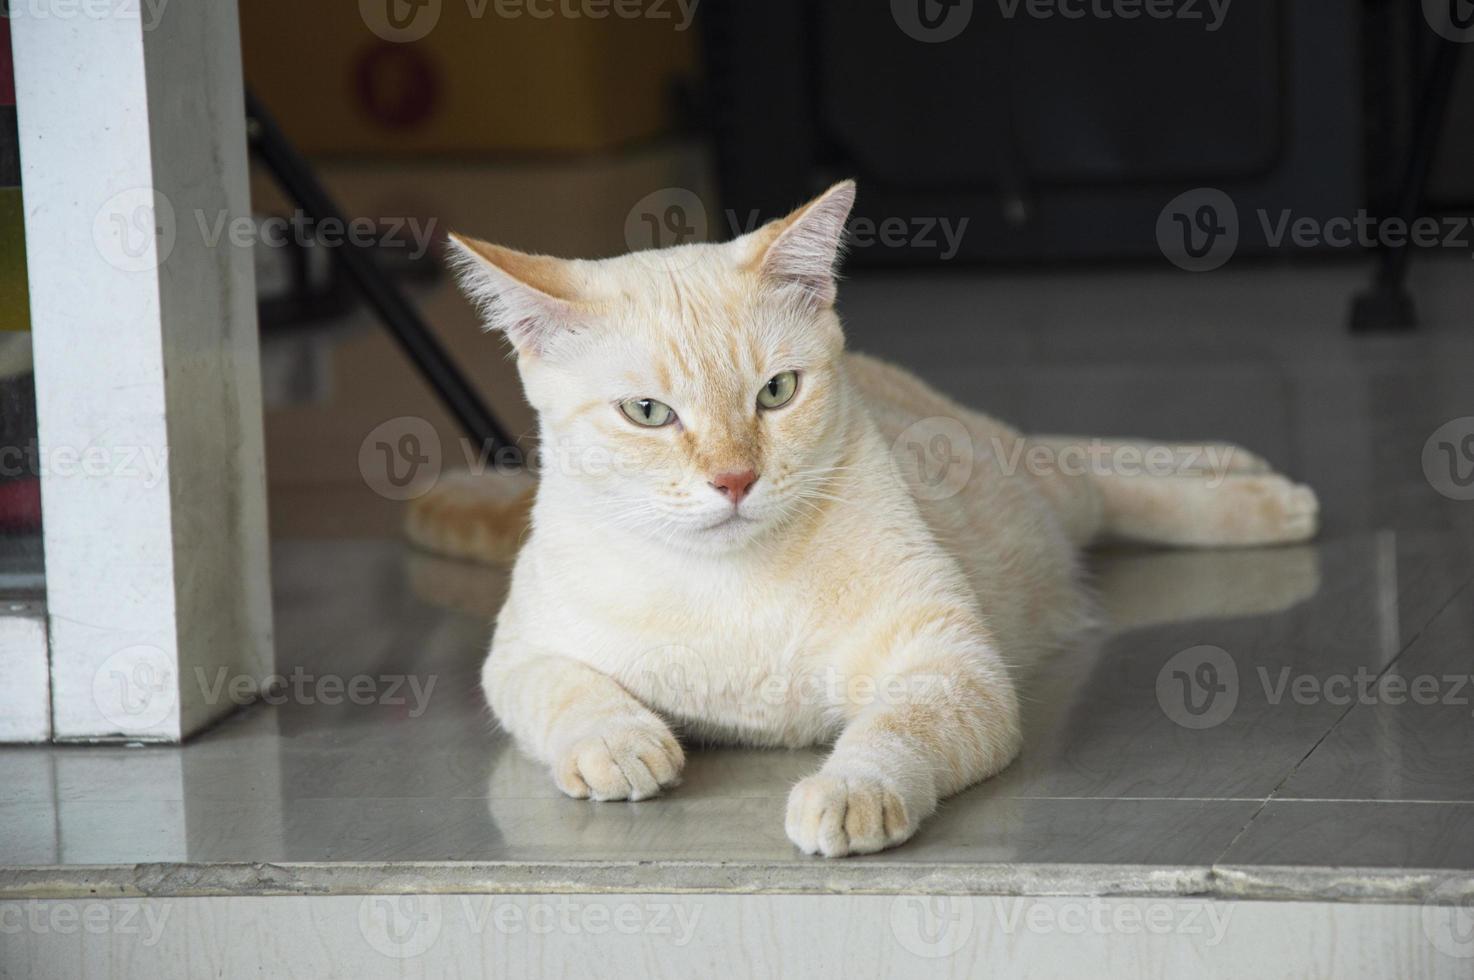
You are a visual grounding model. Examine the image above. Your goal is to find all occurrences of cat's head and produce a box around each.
[447,181,857,554]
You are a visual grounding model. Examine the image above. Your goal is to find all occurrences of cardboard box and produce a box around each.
[240,0,698,156]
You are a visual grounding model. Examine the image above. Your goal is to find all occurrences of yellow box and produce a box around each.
[240,0,698,156]
[0,189,29,332]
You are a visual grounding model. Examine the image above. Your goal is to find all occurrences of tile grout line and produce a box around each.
[1205,571,1474,874]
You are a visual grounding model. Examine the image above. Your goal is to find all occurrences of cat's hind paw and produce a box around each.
[785,773,917,857]
[1218,474,1319,545]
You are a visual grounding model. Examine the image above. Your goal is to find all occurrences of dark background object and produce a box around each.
[247,91,517,459]
[1351,31,1465,331]
[704,0,1364,264]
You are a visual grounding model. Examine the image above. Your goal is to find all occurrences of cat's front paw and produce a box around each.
[552,720,684,802]
[785,773,917,857]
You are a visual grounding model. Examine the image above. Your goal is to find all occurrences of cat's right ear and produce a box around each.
[445,233,587,356]
[739,180,856,308]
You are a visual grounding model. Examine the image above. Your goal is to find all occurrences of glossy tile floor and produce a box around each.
[3,258,1473,901]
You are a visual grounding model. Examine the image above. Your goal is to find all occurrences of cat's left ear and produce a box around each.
[740,180,856,308]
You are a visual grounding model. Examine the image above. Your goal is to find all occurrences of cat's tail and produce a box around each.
[1030,436,1319,549]
[405,470,536,564]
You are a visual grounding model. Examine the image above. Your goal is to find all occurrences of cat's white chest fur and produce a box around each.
[608,632,842,747]
[500,525,847,748]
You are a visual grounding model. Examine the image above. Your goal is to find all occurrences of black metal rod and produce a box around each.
[1377,36,1463,288]
[244,89,518,460]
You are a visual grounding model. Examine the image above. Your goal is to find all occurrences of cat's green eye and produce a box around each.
[757,371,799,410]
[619,398,676,428]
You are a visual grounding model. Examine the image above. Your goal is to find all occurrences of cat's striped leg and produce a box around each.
[484,648,684,801]
[785,623,1021,857]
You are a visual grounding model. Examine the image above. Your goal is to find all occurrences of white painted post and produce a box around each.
[11,0,273,740]
[0,602,49,742]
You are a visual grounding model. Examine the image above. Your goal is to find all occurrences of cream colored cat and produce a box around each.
[410,181,1318,857]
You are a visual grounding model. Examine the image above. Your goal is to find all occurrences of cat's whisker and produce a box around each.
[791,488,853,506]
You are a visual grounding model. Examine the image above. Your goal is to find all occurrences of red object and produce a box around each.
[0,17,15,107]
[0,476,41,531]
[352,42,439,130]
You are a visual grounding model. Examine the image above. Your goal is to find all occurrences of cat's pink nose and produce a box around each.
[708,469,758,506]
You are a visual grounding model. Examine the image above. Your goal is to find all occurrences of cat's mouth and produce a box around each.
[700,510,757,533]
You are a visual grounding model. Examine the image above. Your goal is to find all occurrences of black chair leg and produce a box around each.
[1350,37,1464,332]
[245,90,520,462]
